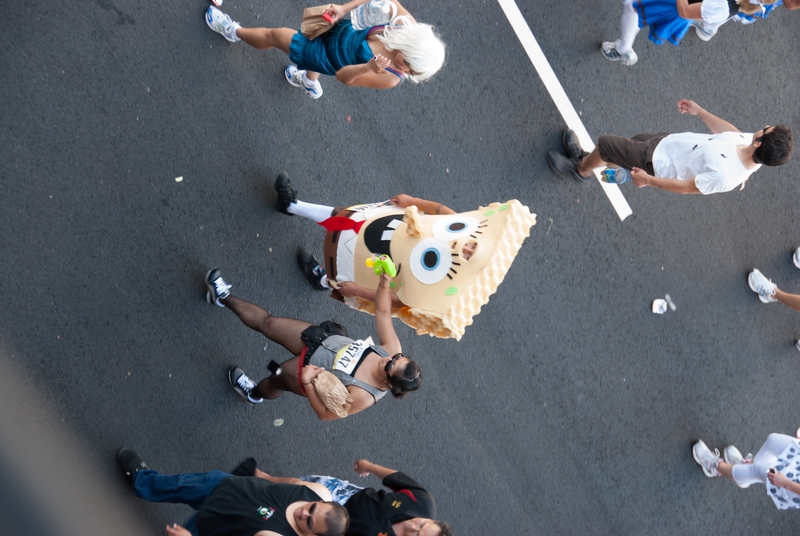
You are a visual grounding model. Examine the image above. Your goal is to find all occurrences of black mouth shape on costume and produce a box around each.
[362,215,404,258]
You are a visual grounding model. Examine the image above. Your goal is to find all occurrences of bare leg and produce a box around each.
[577,148,608,176]
[221,295,312,355]
[236,27,296,54]
[717,461,736,482]
[253,356,305,399]
[774,288,800,313]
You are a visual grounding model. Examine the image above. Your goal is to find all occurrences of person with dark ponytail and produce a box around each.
[204,267,421,420]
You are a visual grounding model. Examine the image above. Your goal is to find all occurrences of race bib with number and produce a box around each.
[333,340,371,375]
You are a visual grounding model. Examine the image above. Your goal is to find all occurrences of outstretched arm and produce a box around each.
[338,281,405,308]
[326,0,414,21]
[391,194,455,215]
[677,99,740,134]
[375,274,402,355]
[353,459,398,479]
[254,469,307,485]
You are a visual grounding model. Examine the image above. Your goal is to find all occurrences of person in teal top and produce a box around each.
[203,1,445,99]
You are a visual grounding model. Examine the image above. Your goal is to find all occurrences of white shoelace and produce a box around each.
[237,374,255,391]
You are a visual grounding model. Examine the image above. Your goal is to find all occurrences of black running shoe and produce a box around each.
[297,248,328,291]
[117,448,148,482]
[274,172,298,215]
[547,150,593,184]
[228,366,264,404]
[562,129,589,162]
[205,268,232,307]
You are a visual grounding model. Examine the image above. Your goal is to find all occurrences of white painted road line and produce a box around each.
[497,0,633,221]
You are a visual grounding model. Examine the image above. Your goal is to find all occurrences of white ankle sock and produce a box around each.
[302,73,319,87]
[286,200,334,223]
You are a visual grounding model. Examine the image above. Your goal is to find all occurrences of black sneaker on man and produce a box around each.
[297,248,328,291]
[274,172,298,215]
[562,129,589,162]
[228,366,264,404]
[117,448,148,483]
[547,150,593,184]
[206,268,232,307]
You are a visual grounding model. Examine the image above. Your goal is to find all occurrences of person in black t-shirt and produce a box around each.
[236,458,453,536]
[116,448,349,536]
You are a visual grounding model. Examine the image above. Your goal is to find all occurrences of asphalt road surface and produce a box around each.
[2,1,800,535]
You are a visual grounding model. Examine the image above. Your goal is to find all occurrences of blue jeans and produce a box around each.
[132,470,232,535]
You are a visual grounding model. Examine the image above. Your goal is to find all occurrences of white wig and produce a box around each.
[377,16,445,83]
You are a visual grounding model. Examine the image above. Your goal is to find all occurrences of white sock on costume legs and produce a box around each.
[286,200,335,222]
[617,0,639,53]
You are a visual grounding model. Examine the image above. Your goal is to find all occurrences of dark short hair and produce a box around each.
[321,502,349,536]
[754,125,793,166]
[389,357,422,399]
[434,520,454,536]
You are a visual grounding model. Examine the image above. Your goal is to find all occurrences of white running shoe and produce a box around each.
[793,247,800,269]
[693,440,721,477]
[206,6,241,42]
[600,41,638,66]
[284,65,323,99]
[723,445,753,465]
[693,20,717,41]
[748,269,777,303]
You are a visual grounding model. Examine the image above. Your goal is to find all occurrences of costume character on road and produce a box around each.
[274,173,537,340]
[204,266,422,421]
[231,458,453,536]
[204,0,445,99]
[116,448,349,536]
[547,99,793,195]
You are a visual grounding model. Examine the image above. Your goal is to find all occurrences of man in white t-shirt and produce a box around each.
[547,99,793,195]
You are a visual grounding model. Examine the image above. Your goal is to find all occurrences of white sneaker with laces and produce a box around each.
[600,41,638,66]
[206,6,241,42]
[723,445,753,465]
[284,65,323,99]
[793,247,800,269]
[693,440,721,477]
[748,269,777,303]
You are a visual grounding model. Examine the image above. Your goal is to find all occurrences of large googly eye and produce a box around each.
[408,237,453,284]
[431,216,482,241]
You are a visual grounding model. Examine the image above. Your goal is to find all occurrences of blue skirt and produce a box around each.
[634,0,693,46]
[289,19,374,76]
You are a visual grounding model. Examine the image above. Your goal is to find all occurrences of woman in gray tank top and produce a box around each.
[206,269,422,420]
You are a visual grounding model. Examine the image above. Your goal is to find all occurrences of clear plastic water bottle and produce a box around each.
[600,167,631,184]
[350,0,396,30]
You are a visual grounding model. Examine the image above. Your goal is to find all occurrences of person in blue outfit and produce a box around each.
[204,1,445,99]
[693,0,799,41]
[601,0,764,66]
[116,448,349,536]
